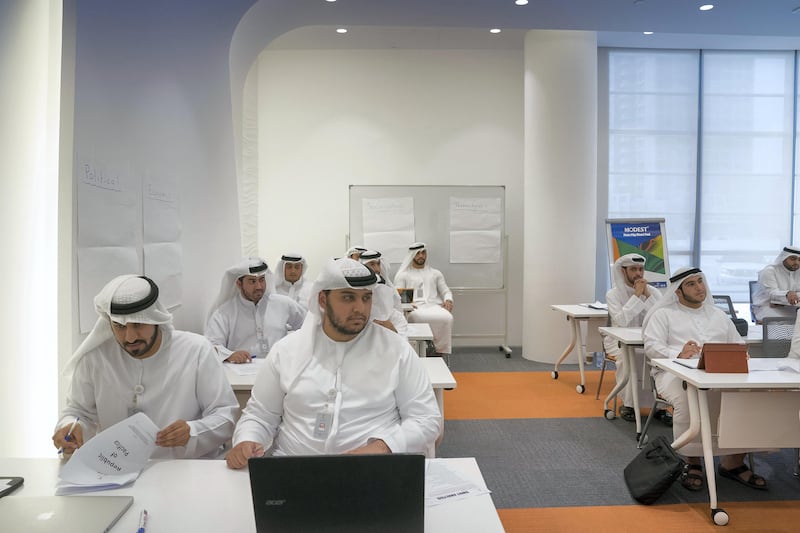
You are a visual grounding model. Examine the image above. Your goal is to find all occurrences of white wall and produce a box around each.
[0,0,62,457]
[255,48,525,345]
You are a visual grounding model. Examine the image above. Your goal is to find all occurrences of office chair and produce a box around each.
[761,316,797,358]
[637,372,672,449]
[595,317,618,411]
[712,294,736,318]
[749,281,760,324]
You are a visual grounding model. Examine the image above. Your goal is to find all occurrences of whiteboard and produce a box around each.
[349,186,505,289]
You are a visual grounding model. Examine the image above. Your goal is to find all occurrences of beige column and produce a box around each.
[523,30,598,362]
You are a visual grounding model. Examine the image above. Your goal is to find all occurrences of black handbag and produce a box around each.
[623,435,685,505]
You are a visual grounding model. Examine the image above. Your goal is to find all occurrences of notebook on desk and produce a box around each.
[248,454,425,533]
[0,495,133,533]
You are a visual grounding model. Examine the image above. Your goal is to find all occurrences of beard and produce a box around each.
[325,300,368,337]
[122,326,160,357]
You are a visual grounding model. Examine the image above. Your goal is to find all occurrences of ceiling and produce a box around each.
[263,0,800,50]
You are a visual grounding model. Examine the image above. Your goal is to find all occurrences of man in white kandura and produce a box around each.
[603,253,668,424]
[753,245,800,322]
[393,243,454,356]
[359,249,409,338]
[205,257,306,364]
[345,245,367,261]
[225,258,441,468]
[643,267,767,492]
[273,253,313,310]
[53,275,238,459]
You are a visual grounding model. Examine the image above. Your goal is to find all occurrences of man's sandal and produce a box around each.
[718,464,768,491]
[680,464,704,491]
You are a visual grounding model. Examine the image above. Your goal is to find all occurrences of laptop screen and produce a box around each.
[248,454,424,533]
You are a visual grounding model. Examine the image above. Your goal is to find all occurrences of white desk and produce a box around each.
[597,325,764,441]
[651,358,800,526]
[408,322,434,356]
[0,457,504,533]
[224,357,457,455]
[550,304,608,394]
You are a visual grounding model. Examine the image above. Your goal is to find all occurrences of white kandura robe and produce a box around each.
[603,284,661,407]
[274,277,313,311]
[205,292,306,362]
[393,266,453,354]
[233,320,441,456]
[57,328,238,459]
[643,304,743,457]
[754,263,800,321]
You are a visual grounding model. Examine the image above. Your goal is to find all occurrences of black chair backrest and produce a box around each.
[748,280,759,323]
[761,316,797,358]
[712,295,736,318]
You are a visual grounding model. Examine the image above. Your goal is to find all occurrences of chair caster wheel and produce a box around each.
[604,409,615,420]
[711,508,729,526]
[576,384,585,394]
[551,371,558,380]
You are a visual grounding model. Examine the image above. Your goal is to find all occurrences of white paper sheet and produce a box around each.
[225,358,266,375]
[747,358,800,372]
[362,197,414,232]
[143,176,181,242]
[449,230,501,263]
[144,242,183,309]
[449,197,502,231]
[424,460,491,507]
[76,159,140,247]
[56,412,159,495]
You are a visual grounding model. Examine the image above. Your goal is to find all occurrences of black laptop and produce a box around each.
[248,454,425,533]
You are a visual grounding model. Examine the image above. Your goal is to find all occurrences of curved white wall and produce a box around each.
[523,30,598,362]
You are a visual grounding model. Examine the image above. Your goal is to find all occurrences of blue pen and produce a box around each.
[136,509,148,533]
[57,416,80,455]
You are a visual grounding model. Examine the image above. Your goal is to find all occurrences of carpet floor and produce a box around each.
[436,348,800,532]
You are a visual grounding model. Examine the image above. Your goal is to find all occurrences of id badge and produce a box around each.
[313,410,333,439]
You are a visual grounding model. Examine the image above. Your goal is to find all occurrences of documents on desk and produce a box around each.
[56,412,158,495]
[425,459,491,507]
[224,358,265,376]
[748,357,800,373]
[581,301,608,310]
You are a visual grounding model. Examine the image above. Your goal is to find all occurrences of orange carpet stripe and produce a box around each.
[444,370,620,420]
[497,501,800,532]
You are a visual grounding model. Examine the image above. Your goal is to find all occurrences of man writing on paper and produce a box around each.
[274,253,313,310]
[53,275,238,459]
[753,245,800,322]
[393,243,454,356]
[643,267,767,492]
[359,249,409,338]
[603,253,668,424]
[225,258,441,468]
[205,257,306,364]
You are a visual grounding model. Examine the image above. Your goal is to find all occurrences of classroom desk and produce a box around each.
[224,357,457,456]
[651,358,800,526]
[0,457,504,533]
[598,326,764,442]
[408,322,435,356]
[550,304,608,394]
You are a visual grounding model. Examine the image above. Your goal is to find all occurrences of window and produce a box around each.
[605,49,796,302]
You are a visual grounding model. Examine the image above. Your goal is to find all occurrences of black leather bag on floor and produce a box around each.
[623,435,685,505]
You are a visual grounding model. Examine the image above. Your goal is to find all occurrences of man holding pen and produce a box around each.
[53,275,238,459]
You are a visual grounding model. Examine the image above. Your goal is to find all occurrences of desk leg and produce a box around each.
[433,388,445,455]
[698,388,728,526]
[603,342,630,421]
[551,317,585,394]
[628,346,641,437]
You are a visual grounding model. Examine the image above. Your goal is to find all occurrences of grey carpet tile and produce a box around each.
[449,346,596,373]
[436,417,800,509]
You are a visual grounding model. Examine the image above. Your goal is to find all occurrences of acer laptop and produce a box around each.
[0,495,133,533]
[248,454,424,533]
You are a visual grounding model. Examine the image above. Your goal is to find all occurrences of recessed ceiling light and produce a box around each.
[643,31,654,35]
[336,28,347,34]
[490,28,502,34]
[325,0,336,3]
[699,4,714,11]
[515,0,529,5]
